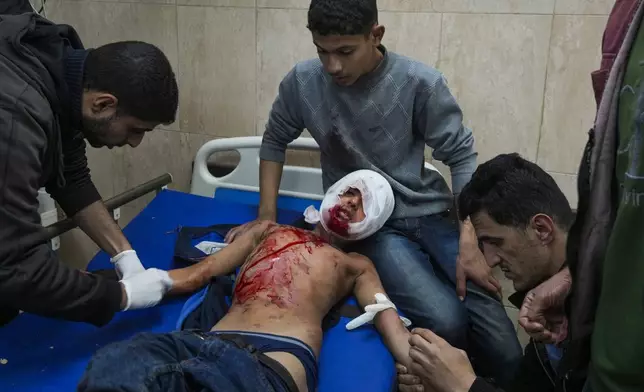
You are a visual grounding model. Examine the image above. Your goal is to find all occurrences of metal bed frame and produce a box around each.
[44,173,173,240]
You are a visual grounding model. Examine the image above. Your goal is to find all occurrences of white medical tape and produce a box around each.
[346,293,412,331]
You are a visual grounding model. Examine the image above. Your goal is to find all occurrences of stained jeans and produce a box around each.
[347,213,523,386]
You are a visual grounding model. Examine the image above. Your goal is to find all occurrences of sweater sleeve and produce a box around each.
[46,130,102,217]
[414,72,477,194]
[0,98,122,327]
[259,67,306,163]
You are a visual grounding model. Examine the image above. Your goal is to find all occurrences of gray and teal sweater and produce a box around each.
[260,47,477,219]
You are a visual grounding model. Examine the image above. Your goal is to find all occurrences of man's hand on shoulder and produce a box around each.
[518,266,571,344]
[456,219,502,300]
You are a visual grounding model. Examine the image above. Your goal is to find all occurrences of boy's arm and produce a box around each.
[414,73,476,196]
[258,67,306,221]
[168,222,274,294]
[349,253,412,368]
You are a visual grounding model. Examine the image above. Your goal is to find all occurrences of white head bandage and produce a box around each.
[303,170,395,241]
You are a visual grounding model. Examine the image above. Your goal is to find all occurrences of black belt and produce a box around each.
[204,332,300,392]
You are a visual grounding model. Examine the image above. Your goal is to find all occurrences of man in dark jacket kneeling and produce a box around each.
[0,3,179,326]
[397,153,575,392]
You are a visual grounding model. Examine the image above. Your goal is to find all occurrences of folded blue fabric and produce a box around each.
[173,224,237,264]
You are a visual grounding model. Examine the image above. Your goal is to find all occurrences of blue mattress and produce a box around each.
[0,189,396,391]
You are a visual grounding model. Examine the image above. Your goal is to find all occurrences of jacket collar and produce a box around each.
[63,49,89,131]
[508,290,527,308]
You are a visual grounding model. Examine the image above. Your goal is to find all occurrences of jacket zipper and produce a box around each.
[534,340,556,387]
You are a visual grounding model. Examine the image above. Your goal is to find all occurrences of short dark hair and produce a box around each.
[307,0,378,36]
[458,153,574,230]
[83,41,178,124]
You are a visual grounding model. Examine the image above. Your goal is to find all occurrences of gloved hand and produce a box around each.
[120,268,173,311]
[111,250,145,279]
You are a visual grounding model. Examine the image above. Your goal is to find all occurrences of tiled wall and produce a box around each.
[45,0,612,269]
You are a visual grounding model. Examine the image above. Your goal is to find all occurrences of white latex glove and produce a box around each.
[120,268,173,311]
[111,250,145,279]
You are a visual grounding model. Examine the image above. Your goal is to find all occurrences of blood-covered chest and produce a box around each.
[234,230,348,304]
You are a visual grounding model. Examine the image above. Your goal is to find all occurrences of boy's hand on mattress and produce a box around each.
[120,268,174,310]
[225,219,275,244]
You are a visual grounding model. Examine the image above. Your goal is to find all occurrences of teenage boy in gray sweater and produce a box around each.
[226,0,522,385]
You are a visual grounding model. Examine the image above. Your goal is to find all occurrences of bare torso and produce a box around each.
[212,225,360,392]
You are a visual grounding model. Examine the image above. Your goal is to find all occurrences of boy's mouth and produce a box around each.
[335,206,351,221]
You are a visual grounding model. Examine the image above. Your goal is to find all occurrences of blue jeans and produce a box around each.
[348,213,522,385]
[78,331,298,392]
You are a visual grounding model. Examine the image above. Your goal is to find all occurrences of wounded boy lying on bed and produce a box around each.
[78,170,412,392]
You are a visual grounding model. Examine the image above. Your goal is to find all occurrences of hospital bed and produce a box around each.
[0,136,405,392]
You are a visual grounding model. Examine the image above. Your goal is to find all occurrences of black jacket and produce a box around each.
[469,292,584,392]
[0,11,122,326]
[0,0,33,15]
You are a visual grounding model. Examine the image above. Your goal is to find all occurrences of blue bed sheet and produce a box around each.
[0,190,395,391]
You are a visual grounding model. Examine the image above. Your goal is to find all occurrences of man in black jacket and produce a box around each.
[397,153,575,392]
[0,7,179,326]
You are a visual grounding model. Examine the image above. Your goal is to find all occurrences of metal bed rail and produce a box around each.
[45,173,173,240]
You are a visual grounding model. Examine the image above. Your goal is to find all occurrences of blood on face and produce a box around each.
[325,205,350,237]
